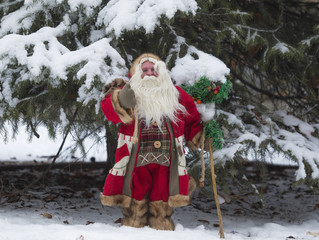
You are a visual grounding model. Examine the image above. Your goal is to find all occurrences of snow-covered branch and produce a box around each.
[214,107,319,180]
[96,0,198,37]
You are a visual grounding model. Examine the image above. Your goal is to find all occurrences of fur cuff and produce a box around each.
[111,89,134,124]
[149,201,174,230]
[122,198,148,228]
[186,130,204,150]
[168,194,190,207]
[100,193,131,208]
[168,177,196,207]
[102,78,126,99]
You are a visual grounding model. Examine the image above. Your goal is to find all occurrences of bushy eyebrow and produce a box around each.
[142,67,155,71]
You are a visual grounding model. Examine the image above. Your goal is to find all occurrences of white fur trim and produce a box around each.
[196,102,216,122]
[140,57,158,65]
[134,57,160,76]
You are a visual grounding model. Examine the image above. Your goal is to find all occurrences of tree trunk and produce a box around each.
[105,122,118,172]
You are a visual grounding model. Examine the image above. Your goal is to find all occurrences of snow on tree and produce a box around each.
[0,0,318,187]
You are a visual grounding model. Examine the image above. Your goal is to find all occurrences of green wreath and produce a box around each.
[181,76,232,150]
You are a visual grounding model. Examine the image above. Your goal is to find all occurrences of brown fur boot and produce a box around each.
[148,201,174,230]
[122,198,148,228]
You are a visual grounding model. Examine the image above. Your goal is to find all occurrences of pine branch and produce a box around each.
[28,120,40,139]
[233,72,305,100]
[266,1,319,23]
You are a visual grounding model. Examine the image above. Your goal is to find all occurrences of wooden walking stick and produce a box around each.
[180,76,231,238]
[209,137,225,239]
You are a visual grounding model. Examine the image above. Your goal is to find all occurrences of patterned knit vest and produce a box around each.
[136,120,171,167]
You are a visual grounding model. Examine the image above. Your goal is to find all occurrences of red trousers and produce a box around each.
[131,163,169,202]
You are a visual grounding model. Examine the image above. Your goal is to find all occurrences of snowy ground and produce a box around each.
[1,127,319,240]
[1,162,318,240]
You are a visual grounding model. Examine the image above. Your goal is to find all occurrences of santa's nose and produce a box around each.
[141,69,159,78]
[145,70,154,76]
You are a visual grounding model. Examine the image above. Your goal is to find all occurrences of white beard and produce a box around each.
[130,61,187,129]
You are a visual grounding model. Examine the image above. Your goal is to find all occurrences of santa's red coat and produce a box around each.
[100,86,202,208]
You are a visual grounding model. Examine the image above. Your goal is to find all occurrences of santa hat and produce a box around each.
[129,53,162,78]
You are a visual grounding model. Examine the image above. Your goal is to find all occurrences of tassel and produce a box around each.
[132,107,138,144]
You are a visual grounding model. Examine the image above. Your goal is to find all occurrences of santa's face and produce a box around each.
[130,58,187,128]
[141,61,159,78]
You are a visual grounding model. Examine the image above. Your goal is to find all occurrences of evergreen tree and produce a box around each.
[0,0,318,188]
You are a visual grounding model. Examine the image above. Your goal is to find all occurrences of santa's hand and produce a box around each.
[118,83,137,109]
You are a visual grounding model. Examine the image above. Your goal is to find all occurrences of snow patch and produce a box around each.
[97,0,198,36]
[171,46,230,86]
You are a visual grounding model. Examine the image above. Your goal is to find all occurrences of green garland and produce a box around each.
[181,76,232,150]
[205,120,223,150]
[181,76,232,104]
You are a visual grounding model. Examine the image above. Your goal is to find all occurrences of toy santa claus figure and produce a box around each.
[100,53,204,230]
